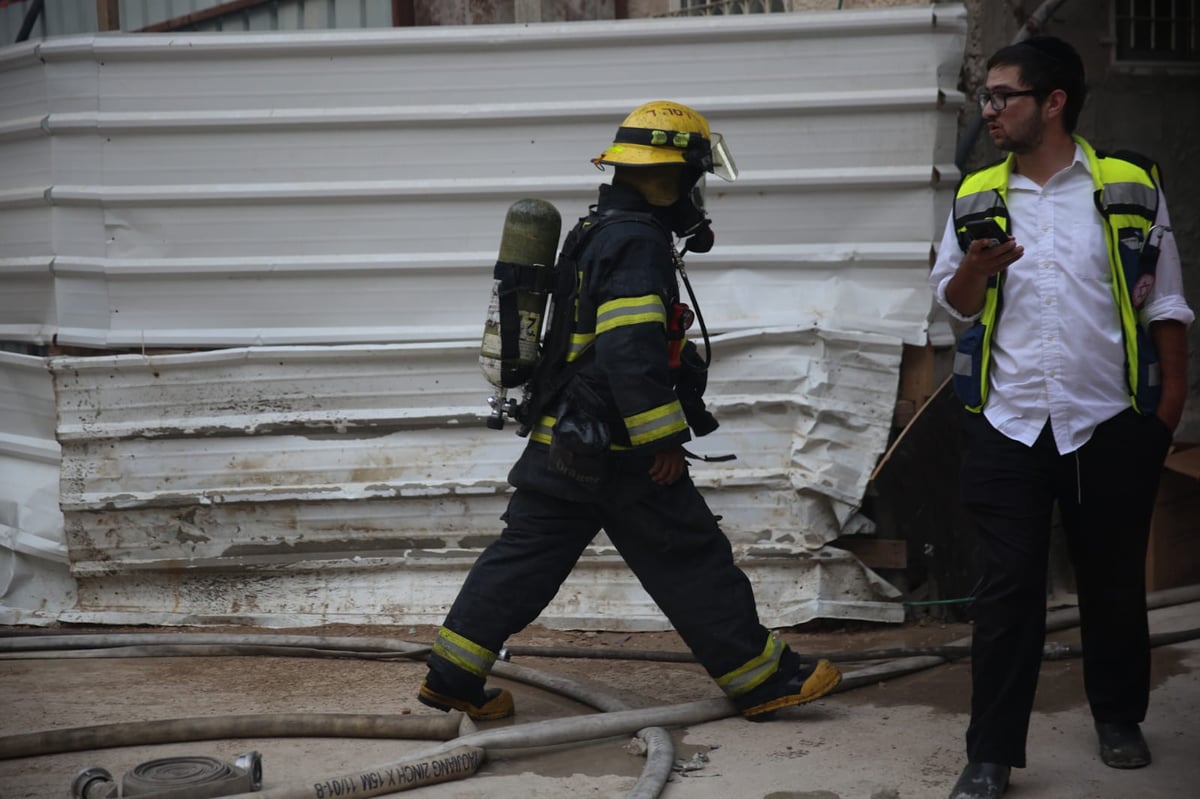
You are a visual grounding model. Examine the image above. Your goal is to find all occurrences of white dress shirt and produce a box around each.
[931,145,1194,454]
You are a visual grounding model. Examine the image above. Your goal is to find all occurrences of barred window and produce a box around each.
[1114,0,1198,62]
[674,0,788,15]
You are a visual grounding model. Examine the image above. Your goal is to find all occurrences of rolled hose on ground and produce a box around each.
[0,644,426,661]
[219,744,487,799]
[3,583,1197,799]
[417,697,734,757]
[0,713,467,760]
[148,696,735,799]
[0,644,685,798]
[76,744,487,799]
[829,584,1200,693]
[0,633,431,656]
[493,659,680,799]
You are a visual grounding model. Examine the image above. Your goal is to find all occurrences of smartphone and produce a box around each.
[963,219,1010,247]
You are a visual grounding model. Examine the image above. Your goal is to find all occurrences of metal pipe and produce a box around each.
[14,0,45,42]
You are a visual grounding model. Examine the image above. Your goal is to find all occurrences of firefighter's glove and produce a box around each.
[675,342,719,437]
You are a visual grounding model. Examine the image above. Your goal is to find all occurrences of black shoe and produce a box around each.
[947,762,1010,799]
[735,658,842,721]
[1096,721,1151,769]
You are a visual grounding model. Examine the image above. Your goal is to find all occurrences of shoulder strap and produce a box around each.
[1096,148,1162,188]
[514,209,674,434]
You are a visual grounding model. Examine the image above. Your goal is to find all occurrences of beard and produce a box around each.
[992,115,1045,155]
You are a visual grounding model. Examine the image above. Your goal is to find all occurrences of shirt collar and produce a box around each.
[1007,142,1091,190]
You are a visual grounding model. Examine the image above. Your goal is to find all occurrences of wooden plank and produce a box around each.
[96,0,119,31]
[832,537,908,570]
[138,0,275,32]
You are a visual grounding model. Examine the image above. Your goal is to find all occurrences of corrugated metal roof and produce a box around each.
[0,5,968,628]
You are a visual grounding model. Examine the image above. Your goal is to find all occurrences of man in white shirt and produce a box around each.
[929,36,1192,799]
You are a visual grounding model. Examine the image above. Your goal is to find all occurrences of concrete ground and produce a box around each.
[1,599,1197,799]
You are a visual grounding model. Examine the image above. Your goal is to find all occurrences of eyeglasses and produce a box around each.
[978,89,1039,112]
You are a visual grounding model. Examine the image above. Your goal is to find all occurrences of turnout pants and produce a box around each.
[428,475,776,696]
[959,408,1172,767]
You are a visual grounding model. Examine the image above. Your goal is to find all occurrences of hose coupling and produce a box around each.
[235,751,264,791]
[72,766,117,799]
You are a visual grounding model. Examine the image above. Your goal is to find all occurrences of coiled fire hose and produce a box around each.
[3,584,1197,798]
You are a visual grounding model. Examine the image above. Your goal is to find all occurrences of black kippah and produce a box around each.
[1018,36,1079,67]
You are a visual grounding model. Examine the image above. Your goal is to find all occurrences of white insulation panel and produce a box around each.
[0,351,74,625]
[0,5,968,628]
[51,330,904,629]
[0,8,963,348]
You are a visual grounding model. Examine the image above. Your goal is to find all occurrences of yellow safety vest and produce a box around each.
[950,135,1162,414]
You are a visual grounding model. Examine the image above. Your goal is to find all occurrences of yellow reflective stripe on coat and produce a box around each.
[623,401,687,446]
[534,413,631,451]
[596,295,666,334]
[531,415,556,445]
[432,626,498,679]
[567,332,595,362]
[717,634,785,698]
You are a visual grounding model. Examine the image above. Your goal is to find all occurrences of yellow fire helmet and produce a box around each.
[592,100,738,182]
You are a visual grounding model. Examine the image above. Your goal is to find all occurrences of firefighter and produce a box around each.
[418,100,841,722]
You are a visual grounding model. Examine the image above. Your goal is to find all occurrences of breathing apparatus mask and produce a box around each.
[612,129,736,254]
[670,170,713,253]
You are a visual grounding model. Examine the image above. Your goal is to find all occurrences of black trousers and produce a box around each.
[958,407,1173,767]
[430,475,774,692]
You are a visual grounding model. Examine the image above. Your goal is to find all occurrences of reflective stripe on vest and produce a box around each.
[951,169,1010,413]
[716,633,785,698]
[1088,142,1160,411]
[950,135,1159,413]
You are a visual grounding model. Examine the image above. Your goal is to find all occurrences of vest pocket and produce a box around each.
[548,376,611,491]
[1133,323,1161,414]
[953,322,986,409]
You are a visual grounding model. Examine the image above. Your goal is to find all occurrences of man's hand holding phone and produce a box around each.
[962,218,1023,278]
[944,219,1025,315]
[964,219,1010,248]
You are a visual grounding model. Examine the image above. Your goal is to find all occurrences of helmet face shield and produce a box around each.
[709,133,738,182]
[686,173,707,225]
